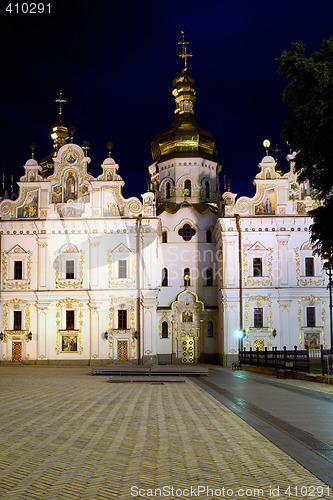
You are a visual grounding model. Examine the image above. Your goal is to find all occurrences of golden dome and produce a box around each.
[151,66,217,163]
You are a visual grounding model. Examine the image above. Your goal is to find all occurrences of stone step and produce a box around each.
[92,366,209,376]
[108,376,186,383]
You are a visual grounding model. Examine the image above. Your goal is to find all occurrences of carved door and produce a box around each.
[12,342,22,362]
[181,335,194,363]
[117,340,128,361]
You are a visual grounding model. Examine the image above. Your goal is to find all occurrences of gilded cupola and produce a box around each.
[151,32,217,163]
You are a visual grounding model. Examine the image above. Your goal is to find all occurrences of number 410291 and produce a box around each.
[6,3,51,14]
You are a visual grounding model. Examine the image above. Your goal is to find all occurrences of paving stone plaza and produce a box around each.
[0,366,332,500]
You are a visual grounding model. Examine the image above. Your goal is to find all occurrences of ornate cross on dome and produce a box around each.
[273,144,281,161]
[54,90,67,117]
[178,31,192,70]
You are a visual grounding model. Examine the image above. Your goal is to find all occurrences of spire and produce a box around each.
[51,91,69,151]
[172,32,196,115]
[178,31,192,71]
[150,34,216,163]
[55,90,67,118]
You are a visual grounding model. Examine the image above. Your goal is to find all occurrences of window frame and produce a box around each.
[66,259,75,280]
[205,267,213,286]
[118,309,127,329]
[13,310,22,331]
[306,306,316,327]
[253,308,263,328]
[178,223,196,241]
[66,310,75,330]
[253,258,263,277]
[118,259,127,279]
[161,321,168,338]
[205,180,210,199]
[14,260,23,280]
[184,179,192,197]
[166,182,171,199]
[161,268,168,287]
[305,257,314,277]
[207,321,214,337]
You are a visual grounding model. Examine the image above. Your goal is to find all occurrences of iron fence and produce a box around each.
[238,346,310,373]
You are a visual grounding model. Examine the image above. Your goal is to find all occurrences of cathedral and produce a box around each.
[0,36,328,365]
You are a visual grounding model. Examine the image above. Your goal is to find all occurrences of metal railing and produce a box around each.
[239,346,310,373]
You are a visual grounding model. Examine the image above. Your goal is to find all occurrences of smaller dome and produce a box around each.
[102,158,116,166]
[25,159,39,167]
[261,156,276,164]
[172,67,195,88]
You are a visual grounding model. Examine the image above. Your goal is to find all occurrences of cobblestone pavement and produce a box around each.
[0,366,332,500]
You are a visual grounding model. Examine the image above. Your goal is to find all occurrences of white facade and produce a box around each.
[0,82,329,365]
[0,144,161,364]
[218,154,327,364]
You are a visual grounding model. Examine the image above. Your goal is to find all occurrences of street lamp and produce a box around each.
[323,253,333,349]
[235,329,245,351]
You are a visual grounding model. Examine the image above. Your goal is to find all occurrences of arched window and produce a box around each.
[184,268,190,287]
[162,231,167,243]
[166,182,171,199]
[184,179,192,197]
[162,321,168,338]
[205,181,210,199]
[206,230,212,243]
[162,268,168,287]
[205,267,213,286]
[207,321,214,337]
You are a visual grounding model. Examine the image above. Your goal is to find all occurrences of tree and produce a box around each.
[277,37,333,256]
[308,198,333,256]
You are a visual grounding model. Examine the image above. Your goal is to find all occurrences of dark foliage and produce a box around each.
[277,37,333,199]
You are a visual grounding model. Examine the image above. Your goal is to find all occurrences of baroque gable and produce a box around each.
[0,143,155,220]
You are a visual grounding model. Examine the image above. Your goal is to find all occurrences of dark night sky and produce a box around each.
[0,0,332,200]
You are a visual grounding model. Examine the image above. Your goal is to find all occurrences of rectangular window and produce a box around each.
[206,268,213,286]
[14,261,23,280]
[306,307,316,327]
[66,310,75,330]
[118,260,127,279]
[305,257,314,277]
[66,260,75,279]
[253,308,263,328]
[118,310,127,329]
[13,311,22,330]
[253,258,262,277]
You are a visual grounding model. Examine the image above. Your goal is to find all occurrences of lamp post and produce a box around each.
[323,253,333,349]
[235,329,245,352]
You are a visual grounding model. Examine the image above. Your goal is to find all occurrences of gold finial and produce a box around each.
[106,141,113,158]
[55,90,68,118]
[2,173,5,190]
[273,144,281,161]
[69,126,76,143]
[30,143,36,159]
[82,140,90,156]
[184,274,190,288]
[10,175,13,194]
[178,31,192,70]
[263,139,270,156]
